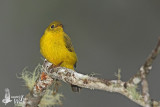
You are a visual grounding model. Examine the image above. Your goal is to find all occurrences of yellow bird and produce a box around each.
[40,21,80,92]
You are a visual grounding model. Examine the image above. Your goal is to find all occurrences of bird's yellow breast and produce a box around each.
[40,31,77,69]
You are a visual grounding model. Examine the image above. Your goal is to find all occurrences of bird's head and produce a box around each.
[46,21,64,33]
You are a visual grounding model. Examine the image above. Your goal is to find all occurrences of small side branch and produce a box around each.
[128,38,160,85]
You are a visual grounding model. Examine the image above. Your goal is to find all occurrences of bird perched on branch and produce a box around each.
[40,21,80,92]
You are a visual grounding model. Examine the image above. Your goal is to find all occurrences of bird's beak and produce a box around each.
[58,24,63,28]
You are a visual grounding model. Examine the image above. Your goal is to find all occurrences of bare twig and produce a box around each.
[141,78,150,107]
[128,38,160,85]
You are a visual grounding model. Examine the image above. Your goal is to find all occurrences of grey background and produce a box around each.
[0,0,160,107]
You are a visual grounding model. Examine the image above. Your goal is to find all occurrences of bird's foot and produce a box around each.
[48,61,63,69]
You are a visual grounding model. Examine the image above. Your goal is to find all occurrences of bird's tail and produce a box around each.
[71,84,81,92]
[71,65,81,92]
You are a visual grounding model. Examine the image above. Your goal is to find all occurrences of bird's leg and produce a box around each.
[48,61,63,70]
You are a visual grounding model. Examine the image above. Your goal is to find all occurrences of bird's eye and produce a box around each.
[50,25,54,28]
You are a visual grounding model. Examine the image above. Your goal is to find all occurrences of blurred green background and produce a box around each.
[0,0,160,107]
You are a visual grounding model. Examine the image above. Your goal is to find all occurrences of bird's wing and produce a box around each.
[63,34,75,52]
[63,33,77,68]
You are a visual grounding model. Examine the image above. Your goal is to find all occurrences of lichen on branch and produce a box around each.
[18,64,63,107]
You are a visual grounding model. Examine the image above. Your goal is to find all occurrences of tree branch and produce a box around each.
[23,38,160,107]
